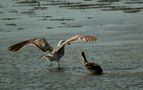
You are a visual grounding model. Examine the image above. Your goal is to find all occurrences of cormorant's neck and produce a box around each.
[81,52,88,63]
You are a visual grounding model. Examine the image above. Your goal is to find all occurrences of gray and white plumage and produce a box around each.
[8,35,97,68]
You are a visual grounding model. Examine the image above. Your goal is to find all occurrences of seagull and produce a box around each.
[8,35,96,68]
[80,51,102,74]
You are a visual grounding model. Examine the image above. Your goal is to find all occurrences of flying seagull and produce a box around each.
[8,35,96,68]
[80,51,102,74]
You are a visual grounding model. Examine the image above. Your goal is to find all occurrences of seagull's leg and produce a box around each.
[58,61,60,68]
[50,61,52,67]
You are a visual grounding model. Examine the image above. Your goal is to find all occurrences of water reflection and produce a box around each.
[13,0,143,13]
[16,0,39,4]
[97,0,120,2]
[48,67,65,72]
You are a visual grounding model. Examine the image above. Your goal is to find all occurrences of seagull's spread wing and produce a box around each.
[8,38,53,52]
[52,35,97,54]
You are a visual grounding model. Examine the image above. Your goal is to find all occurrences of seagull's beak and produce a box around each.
[39,55,44,59]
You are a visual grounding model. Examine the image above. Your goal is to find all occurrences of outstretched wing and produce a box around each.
[52,35,97,54]
[8,38,53,52]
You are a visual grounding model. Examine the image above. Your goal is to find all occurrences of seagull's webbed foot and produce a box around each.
[57,61,61,69]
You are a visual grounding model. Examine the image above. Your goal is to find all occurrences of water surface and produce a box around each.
[0,0,143,90]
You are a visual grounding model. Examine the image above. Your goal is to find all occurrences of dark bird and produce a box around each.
[80,51,102,75]
[8,35,96,68]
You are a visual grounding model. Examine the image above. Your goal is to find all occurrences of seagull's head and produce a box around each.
[58,40,65,46]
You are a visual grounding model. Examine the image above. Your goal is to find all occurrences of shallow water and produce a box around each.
[0,0,143,90]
